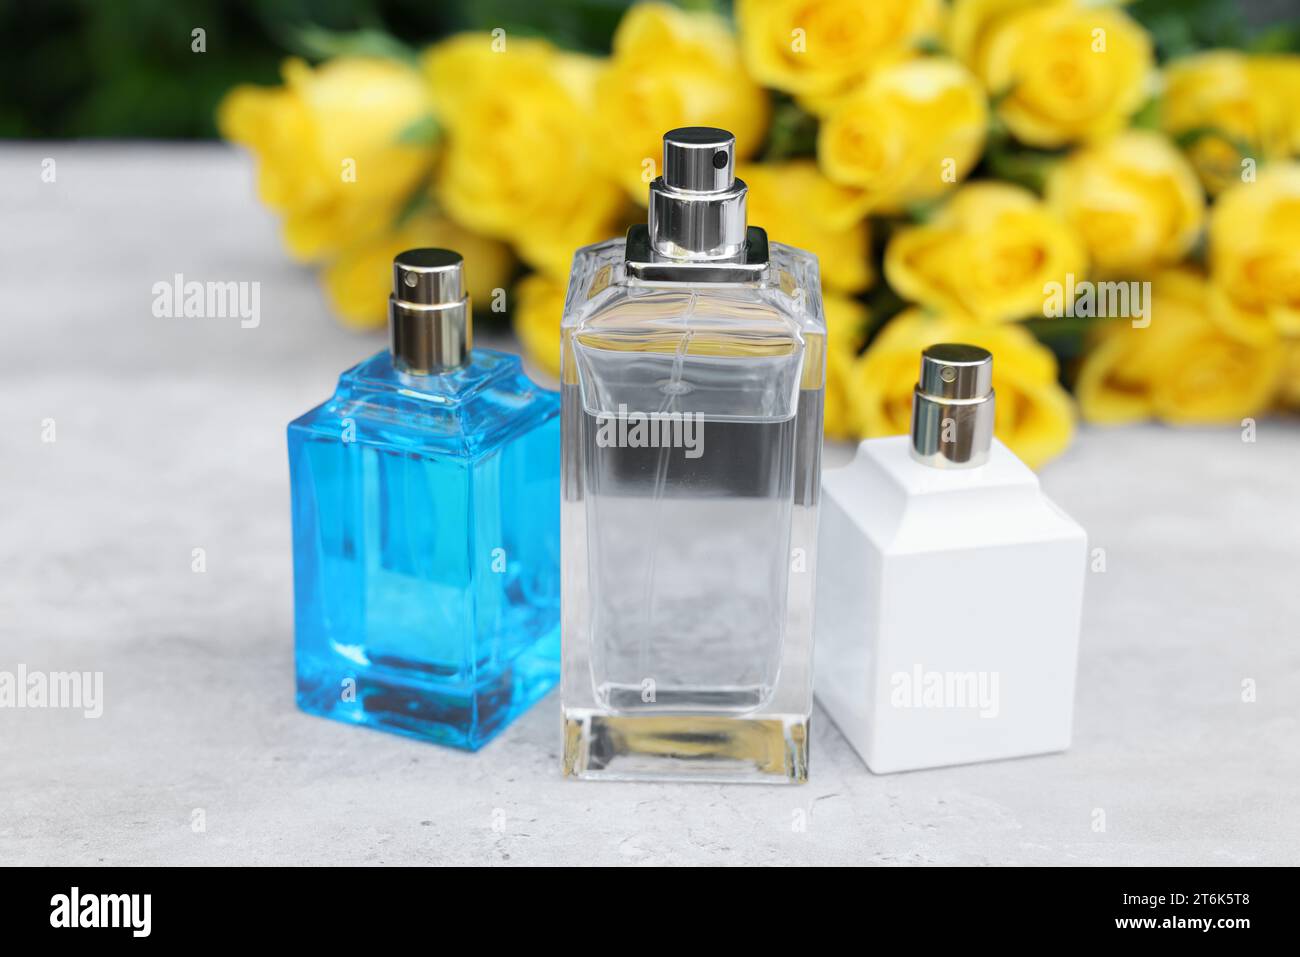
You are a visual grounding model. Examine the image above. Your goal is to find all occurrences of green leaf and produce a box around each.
[285,25,417,65]
[447,0,632,55]
[1130,97,1161,132]
[1127,0,1248,60]
[859,267,910,351]
[1172,125,1255,159]
[1248,24,1300,53]
[903,197,946,224]
[915,35,944,56]
[397,114,440,146]
[984,146,1061,195]
[393,177,439,229]
[1021,316,1098,369]
[760,96,818,162]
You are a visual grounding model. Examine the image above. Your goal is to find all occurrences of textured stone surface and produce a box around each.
[2,146,1297,865]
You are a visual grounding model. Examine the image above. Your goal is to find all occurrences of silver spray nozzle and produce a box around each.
[648,127,747,261]
[389,248,471,374]
[910,343,995,469]
[663,126,736,190]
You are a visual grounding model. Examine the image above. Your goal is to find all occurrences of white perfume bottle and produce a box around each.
[815,344,1086,773]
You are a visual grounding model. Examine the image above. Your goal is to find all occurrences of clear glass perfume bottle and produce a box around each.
[561,128,826,783]
[289,249,561,750]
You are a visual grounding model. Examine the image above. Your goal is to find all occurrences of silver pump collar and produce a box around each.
[910,343,995,469]
[388,248,471,374]
[648,127,748,261]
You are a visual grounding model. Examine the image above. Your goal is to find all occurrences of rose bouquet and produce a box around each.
[219,0,1300,468]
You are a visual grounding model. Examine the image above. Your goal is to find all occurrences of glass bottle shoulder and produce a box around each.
[288,348,559,459]
[562,237,826,337]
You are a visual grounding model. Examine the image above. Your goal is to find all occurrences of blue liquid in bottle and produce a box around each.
[288,250,560,749]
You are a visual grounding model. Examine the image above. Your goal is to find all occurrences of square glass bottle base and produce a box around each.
[562,710,809,784]
[297,636,558,751]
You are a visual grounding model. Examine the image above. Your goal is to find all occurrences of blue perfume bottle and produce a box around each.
[288,248,561,749]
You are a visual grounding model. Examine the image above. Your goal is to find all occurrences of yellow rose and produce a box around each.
[322,215,514,331]
[823,294,869,440]
[980,4,1153,147]
[738,161,872,293]
[1046,130,1204,276]
[1277,339,1300,410]
[817,58,987,213]
[1162,52,1297,195]
[736,0,940,113]
[596,3,768,203]
[1200,283,1292,356]
[1208,163,1300,336]
[1251,55,1300,156]
[512,273,567,381]
[850,308,1076,468]
[947,0,1067,77]
[885,182,1087,323]
[218,57,434,261]
[1076,270,1283,425]
[423,35,627,280]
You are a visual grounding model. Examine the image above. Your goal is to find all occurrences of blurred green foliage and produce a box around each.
[0,0,1293,140]
[0,0,640,138]
[1129,0,1300,59]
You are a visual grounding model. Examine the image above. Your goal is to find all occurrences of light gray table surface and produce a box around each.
[2,144,1297,866]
